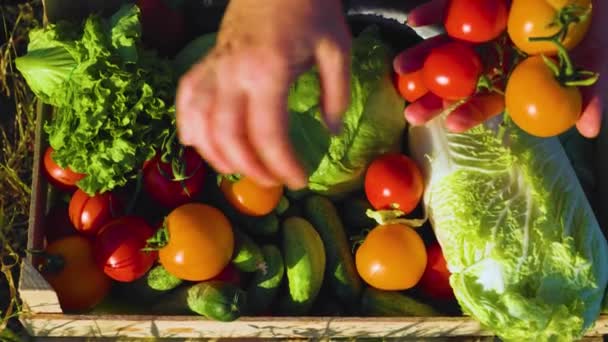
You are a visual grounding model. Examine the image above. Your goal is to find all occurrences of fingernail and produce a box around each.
[327,116,344,135]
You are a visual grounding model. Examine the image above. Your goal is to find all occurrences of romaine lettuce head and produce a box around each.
[409,116,608,341]
[288,27,406,196]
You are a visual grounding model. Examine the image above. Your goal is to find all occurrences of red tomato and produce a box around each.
[42,147,86,192]
[418,242,455,301]
[45,205,77,243]
[364,153,424,214]
[444,0,509,43]
[397,70,429,103]
[94,216,158,282]
[137,0,187,56]
[143,148,207,209]
[422,41,483,101]
[68,189,122,236]
[212,264,242,287]
[42,236,112,312]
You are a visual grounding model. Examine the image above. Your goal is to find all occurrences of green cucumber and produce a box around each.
[280,217,326,315]
[304,195,363,305]
[361,287,439,317]
[339,197,376,233]
[115,264,183,304]
[232,228,265,272]
[246,244,285,314]
[242,214,279,237]
[152,281,246,322]
[187,281,246,322]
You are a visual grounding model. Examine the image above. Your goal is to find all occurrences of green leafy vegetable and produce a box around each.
[173,33,216,77]
[16,4,176,194]
[287,27,406,196]
[409,115,608,341]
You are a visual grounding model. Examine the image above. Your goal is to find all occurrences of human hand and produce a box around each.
[394,0,606,138]
[175,0,352,190]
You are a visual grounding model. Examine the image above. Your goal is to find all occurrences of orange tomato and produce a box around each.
[355,224,427,290]
[507,0,592,55]
[505,56,582,137]
[159,203,234,281]
[220,177,283,216]
[42,236,112,312]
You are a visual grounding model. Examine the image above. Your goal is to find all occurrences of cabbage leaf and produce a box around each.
[409,116,608,341]
[287,27,406,196]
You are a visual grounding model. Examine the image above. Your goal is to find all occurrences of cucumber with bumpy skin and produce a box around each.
[361,287,439,317]
[246,244,285,314]
[280,217,326,315]
[115,264,183,304]
[232,228,265,272]
[304,195,362,305]
[151,281,247,322]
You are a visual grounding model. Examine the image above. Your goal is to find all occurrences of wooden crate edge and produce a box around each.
[17,314,608,339]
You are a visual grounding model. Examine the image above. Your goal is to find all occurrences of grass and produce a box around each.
[0,0,43,338]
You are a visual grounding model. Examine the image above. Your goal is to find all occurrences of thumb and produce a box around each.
[316,37,351,134]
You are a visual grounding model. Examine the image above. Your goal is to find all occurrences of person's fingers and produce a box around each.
[407,0,448,27]
[212,79,278,185]
[577,89,604,138]
[176,62,232,174]
[393,35,450,74]
[404,92,444,126]
[315,37,351,133]
[243,53,308,190]
[446,93,505,132]
[444,102,480,133]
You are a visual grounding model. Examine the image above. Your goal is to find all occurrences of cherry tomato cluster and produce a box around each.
[39,146,285,312]
[396,0,596,138]
[355,153,454,300]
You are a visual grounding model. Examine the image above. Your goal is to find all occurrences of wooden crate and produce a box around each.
[17,0,608,340]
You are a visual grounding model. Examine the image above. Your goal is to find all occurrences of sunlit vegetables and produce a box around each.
[94,216,158,282]
[143,147,207,209]
[505,56,583,137]
[220,176,284,217]
[68,189,122,235]
[153,203,235,281]
[355,223,427,291]
[364,153,424,214]
[15,4,176,195]
[444,0,509,43]
[43,147,86,191]
[40,236,112,312]
[287,27,406,195]
[507,0,592,55]
[408,115,608,341]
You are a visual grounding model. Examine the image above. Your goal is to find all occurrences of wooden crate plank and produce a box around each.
[20,315,491,339]
[19,314,608,339]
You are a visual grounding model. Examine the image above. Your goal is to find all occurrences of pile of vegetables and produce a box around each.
[16,1,608,342]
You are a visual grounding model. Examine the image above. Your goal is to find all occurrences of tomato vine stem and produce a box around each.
[527,4,597,87]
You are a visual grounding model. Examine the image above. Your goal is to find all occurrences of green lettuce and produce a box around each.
[287,27,406,196]
[16,4,175,194]
[409,116,608,341]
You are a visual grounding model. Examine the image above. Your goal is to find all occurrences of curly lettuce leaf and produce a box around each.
[18,4,175,195]
[409,116,608,341]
